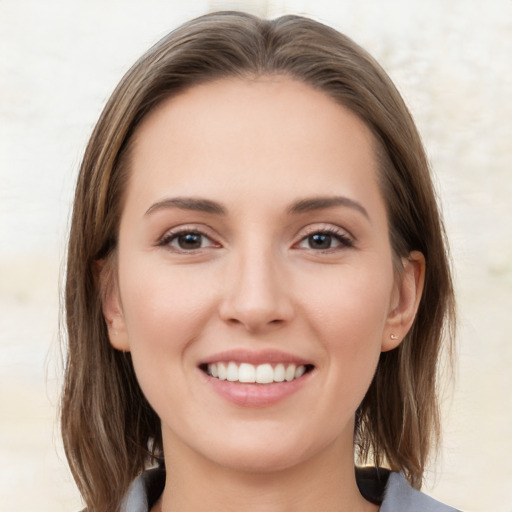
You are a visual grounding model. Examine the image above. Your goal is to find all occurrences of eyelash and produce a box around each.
[157,225,354,253]
[158,226,219,252]
[295,226,354,251]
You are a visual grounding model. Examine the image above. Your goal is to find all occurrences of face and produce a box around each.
[103,77,423,475]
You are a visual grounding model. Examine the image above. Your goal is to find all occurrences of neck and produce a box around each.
[156,435,378,512]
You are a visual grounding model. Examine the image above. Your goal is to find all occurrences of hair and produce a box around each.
[61,10,455,512]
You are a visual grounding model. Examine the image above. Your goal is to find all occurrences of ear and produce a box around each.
[96,258,131,352]
[382,250,425,352]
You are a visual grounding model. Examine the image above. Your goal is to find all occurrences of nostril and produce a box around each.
[223,315,286,331]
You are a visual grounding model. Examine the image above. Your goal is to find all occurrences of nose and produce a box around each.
[218,246,294,333]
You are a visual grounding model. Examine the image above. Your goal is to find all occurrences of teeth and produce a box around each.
[255,363,274,384]
[238,363,256,383]
[226,362,238,382]
[274,363,285,382]
[206,362,308,384]
[295,365,306,379]
[285,364,296,382]
[217,362,227,380]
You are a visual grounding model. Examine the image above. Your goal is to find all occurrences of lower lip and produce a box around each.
[200,371,312,407]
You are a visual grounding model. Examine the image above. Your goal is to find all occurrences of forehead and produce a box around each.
[134,75,376,155]
[125,76,383,216]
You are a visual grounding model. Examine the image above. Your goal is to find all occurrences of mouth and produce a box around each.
[199,361,315,384]
[198,350,316,406]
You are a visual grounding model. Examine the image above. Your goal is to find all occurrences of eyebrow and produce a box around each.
[288,196,370,220]
[145,197,226,216]
[144,195,369,220]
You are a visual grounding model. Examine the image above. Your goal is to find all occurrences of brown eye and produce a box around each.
[176,232,204,250]
[297,230,352,251]
[160,230,219,252]
[307,233,333,250]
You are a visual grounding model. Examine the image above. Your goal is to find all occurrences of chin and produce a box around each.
[197,428,335,475]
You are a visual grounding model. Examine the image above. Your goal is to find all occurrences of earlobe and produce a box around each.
[382,250,425,352]
[96,257,131,352]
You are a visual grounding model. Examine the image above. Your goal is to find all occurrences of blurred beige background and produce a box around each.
[1,0,511,510]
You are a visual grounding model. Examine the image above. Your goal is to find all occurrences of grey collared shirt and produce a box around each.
[121,467,460,512]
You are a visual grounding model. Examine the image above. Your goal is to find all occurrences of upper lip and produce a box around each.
[198,349,313,367]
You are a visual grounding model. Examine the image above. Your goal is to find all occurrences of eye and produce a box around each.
[159,229,219,252]
[296,229,353,251]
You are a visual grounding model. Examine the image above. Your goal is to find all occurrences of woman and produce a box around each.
[61,11,458,512]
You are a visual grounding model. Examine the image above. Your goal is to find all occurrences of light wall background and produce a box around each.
[1,1,511,511]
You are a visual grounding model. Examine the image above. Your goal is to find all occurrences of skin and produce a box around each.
[102,76,425,512]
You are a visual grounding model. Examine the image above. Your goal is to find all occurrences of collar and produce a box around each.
[121,466,459,512]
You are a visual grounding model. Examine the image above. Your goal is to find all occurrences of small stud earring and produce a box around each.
[390,334,399,340]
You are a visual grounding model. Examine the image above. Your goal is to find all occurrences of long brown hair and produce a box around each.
[61,11,455,511]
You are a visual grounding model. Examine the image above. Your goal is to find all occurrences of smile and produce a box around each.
[204,362,312,384]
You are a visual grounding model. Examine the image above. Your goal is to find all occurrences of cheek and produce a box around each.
[117,257,217,359]
[116,259,219,421]
[301,263,393,343]
[298,263,393,396]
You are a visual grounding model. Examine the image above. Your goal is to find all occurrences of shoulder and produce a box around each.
[356,467,460,511]
[120,467,165,512]
[379,471,460,512]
